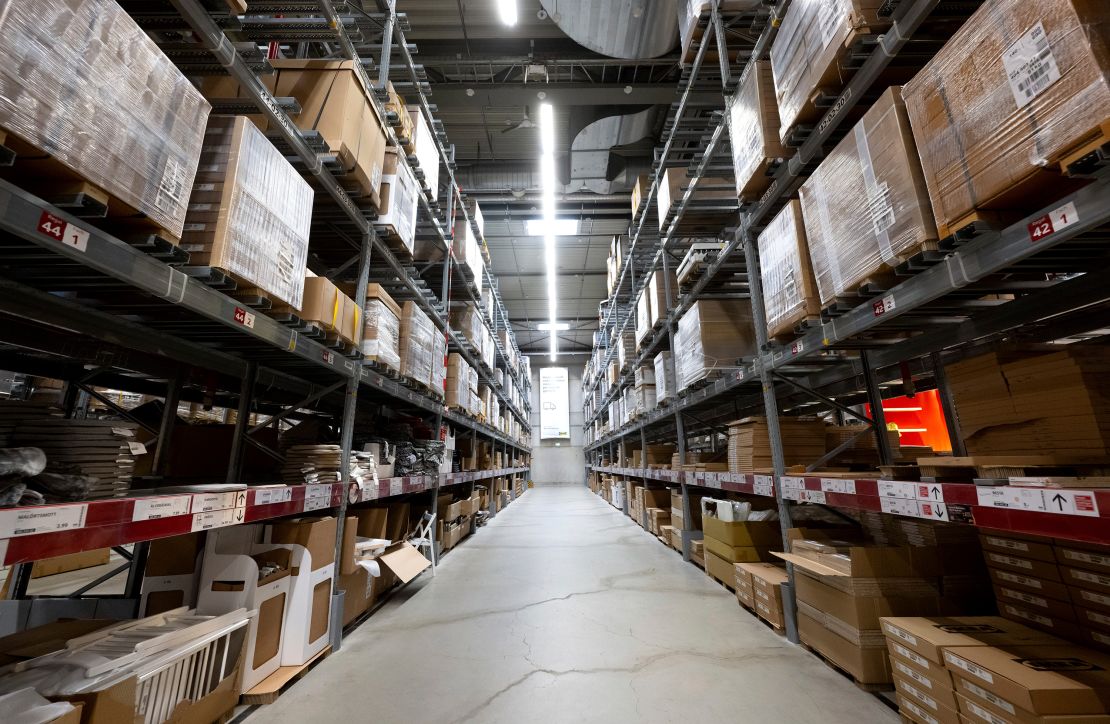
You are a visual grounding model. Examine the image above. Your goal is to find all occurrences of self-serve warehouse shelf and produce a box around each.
[588,466,1109,546]
[0,468,530,566]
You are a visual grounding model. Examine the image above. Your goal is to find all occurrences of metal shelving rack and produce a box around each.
[0,0,532,643]
[582,0,1110,645]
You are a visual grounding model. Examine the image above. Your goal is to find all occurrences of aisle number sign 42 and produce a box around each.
[1028,201,1078,243]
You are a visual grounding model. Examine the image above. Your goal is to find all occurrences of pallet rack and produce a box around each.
[582,0,1110,646]
[0,0,532,644]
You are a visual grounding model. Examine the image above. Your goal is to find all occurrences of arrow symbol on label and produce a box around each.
[1052,493,1066,511]
[931,486,941,500]
[236,510,244,522]
[935,508,945,519]
[237,492,246,506]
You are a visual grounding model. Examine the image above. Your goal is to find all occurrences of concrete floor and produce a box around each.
[256,483,899,724]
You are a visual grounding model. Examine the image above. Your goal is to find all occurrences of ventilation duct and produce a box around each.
[538,0,679,59]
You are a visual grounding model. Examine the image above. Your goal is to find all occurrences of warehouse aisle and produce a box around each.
[254,484,898,724]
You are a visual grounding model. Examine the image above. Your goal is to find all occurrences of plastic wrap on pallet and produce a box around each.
[674,300,756,391]
[481,327,496,371]
[757,199,820,339]
[636,291,652,346]
[617,330,635,370]
[184,117,311,309]
[408,108,441,202]
[431,329,447,396]
[362,297,402,371]
[453,200,485,294]
[400,301,435,388]
[654,352,675,404]
[451,303,484,350]
[0,0,211,239]
[902,0,1110,237]
[634,364,656,388]
[769,0,889,143]
[648,269,677,327]
[376,150,419,256]
[798,87,938,307]
[727,60,790,200]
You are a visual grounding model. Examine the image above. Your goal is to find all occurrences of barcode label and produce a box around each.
[961,680,1015,716]
[893,642,928,668]
[156,155,189,212]
[866,182,896,235]
[1002,22,1061,109]
[944,652,994,683]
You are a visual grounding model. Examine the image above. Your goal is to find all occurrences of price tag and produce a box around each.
[254,488,293,505]
[37,211,89,252]
[791,340,805,355]
[976,486,1047,512]
[132,495,192,522]
[322,350,335,364]
[233,306,256,329]
[780,476,805,491]
[192,491,244,513]
[191,507,241,532]
[878,480,917,500]
[872,294,896,317]
[0,504,88,538]
[1028,201,1078,243]
[756,474,778,490]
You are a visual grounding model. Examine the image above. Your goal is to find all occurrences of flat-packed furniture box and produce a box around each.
[656,167,735,233]
[735,563,757,608]
[648,269,678,328]
[747,563,789,628]
[654,352,676,405]
[407,108,440,201]
[202,59,388,206]
[300,276,361,346]
[0,0,210,241]
[947,348,1110,457]
[728,60,791,203]
[183,116,312,309]
[798,87,938,307]
[636,291,652,348]
[400,300,436,390]
[32,548,110,579]
[727,417,826,472]
[770,0,891,142]
[674,299,757,390]
[902,0,1110,239]
[452,200,485,294]
[630,174,650,219]
[756,199,820,339]
[705,550,736,587]
[376,148,420,256]
[362,283,403,372]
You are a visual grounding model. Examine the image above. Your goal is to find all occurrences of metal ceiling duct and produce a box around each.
[538,0,679,59]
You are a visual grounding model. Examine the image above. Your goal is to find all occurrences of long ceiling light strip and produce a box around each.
[539,102,557,361]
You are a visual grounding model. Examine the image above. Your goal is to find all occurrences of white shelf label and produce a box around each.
[0,504,88,538]
[917,501,949,522]
[820,478,856,495]
[132,495,192,522]
[1044,489,1099,517]
[192,491,245,513]
[303,484,334,512]
[191,507,242,532]
[779,476,805,491]
[254,488,293,506]
[878,480,917,499]
[801,490,827,505]
[880,497,918,516]
[389,478,403,497]
[915,483,944,502]
[753,479,774,497]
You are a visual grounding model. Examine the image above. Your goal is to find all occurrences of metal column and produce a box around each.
[225,362,257,484]
[860,350,894,466]
[660,247,695,560]
[743,233,799,643]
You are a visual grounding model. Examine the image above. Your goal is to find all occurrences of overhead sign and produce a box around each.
[540,367,570,439]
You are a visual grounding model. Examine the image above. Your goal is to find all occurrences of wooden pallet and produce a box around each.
[706,568,737,593]
[240,646,332,705]
[801,643,892,694]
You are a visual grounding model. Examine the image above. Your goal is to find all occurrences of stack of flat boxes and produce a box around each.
[736,562,789,630]
[881,616,1110,724]
[633,364,656,416]
[981,531,1110,650]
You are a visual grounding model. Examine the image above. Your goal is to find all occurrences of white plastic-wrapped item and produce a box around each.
[400,301,435,388]
[361,286,402,373]
[481,326,496,371]
[756,199,820,339]
[675,300,756,391]
[184,116,312,309]
[616,329,635,370]
[902,0,1110,238]
[798,87,937,307]
[635,291,651,348]
[727,60,790,202]
[376,149,420,256]
[0,0,210,239]
[408,108,441,202]
[430,328,447,397]
[654,352,675,404]
[769,0,889,142]
[453,200,485,294]
[648,269,677,327]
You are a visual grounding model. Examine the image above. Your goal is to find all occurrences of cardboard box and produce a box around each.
[1064,566,1110,596]
[990,568,1072,604]
[270,516,337,571]
[880,617,1064,665]
[895,674,962,723]
[995,586,1078,621]
[674,299,757,391]
[889,646,954,693]
[704,536,773,564]
[944,645,1110,716]
[902,0,1110,237]
[141,533,205,615]
[897,692,961,724]
[999,602,1084,641]
[703,517,782,547]
[32,548,111,578]
[300,277,360,345]
[987,551,1065,582]
[1057,546,1110,576]
[728,60,790,202]
[799,611,893,685]
[706,550,736,586]
[980,533,1058,563]
[1073,587,1110,615]
[756,199,820,339]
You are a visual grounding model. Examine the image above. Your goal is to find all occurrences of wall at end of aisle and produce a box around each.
[529,360,586,484]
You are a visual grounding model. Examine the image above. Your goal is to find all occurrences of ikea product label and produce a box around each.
[1003,23,1061,109]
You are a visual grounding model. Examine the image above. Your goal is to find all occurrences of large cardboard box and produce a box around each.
[674,299,757,390]
[705,549,736,586]
[799,610,893,684]
[300,276,361,346]
[902,0,1110,237]
[703,517,782,547]
[704,536,773,564]
[798,87,938,307]
[32,548,110,578]
[655,166,735,233]
[880,616,1064,665]
[728,60,790,202]
[756,199,820,339]
[894,674,961,723]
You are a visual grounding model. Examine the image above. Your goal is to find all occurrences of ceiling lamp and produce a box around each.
[539,102,557,361]
[497,0,517,26]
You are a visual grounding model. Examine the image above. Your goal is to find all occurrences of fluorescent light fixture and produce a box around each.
[537,322,570,331]
[497,0,517,26]
[539,102,558,361]
[525,218,578,236]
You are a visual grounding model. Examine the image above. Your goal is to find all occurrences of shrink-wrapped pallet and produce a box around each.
[376,149,419,256]
[183,116,312,309]
[902,0,1110,238]
[361,284,402,372]
[408,108,441,202]
[678,0,767,64]
[656,167,735,233]
[654,352,676,405]
[0,0,210,239]
[430,329,447,398]
[756,200,820,339]
[648,269,677,328]
[727,61,790,202]
[400,301,435,388]
[451,303,484,351]
[452,200,485,294]
[636,291,652,348]
[769,0,889,141]
[798,87,937,307]
[675,300,757,391]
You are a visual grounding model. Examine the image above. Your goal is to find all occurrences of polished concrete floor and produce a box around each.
[256,483,899,724]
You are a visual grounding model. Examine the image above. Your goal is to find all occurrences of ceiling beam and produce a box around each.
[430,84,723,106]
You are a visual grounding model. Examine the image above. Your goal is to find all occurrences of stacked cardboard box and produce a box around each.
[727,417,827,472]
[446,353,480,415]
[756,200,819,339]
[636,291,652,348]
[701,500,780,587]
[735,563,756,608]
[728,60,791,203]
[778,529,991,686]
[656,167,735,233]
[362,283,402,372]
[407,107,440,202]
[770,0,891,142]
[399,301,436,390]
[947,348,1110,456]
[798,87,938,307]
[615,329,636,370]
[674,300,757,390]
[879,616,1066,724]
[654,352,676,405]
[300,276,361,346]
[377,149,419,256]
[647,269,678,329]
[630,175,650,219]
[903,0,1110,239]
[746,563,789,629]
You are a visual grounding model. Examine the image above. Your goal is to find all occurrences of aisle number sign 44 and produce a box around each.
[1028,201,1078,243]
[38,211,89,252]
